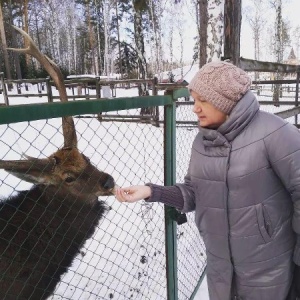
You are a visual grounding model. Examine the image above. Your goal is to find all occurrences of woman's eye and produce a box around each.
[65,176,75,183]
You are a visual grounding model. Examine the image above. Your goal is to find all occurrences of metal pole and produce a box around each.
[164,90,178,300]
[295,71,299,126]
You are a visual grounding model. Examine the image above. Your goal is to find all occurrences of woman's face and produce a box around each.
[191,90,228,129]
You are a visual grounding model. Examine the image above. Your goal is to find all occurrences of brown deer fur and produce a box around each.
[0,148,115,300]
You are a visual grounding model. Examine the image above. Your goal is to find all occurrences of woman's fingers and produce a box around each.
[115,186,151,203]
[115,187,127,202]
[115,187,134,202]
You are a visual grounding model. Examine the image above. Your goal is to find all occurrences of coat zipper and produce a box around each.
[224,144,236,298]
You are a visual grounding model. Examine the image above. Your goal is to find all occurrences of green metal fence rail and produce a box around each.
[0,89,206,300]
[0,96,167,125]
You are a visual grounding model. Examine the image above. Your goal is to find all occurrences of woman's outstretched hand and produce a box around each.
[115,185,151,203]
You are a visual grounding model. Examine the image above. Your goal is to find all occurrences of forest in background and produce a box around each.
[0,0,300,84]
[0,0,193,81]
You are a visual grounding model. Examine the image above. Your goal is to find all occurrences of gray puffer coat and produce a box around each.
[176,90,300,300]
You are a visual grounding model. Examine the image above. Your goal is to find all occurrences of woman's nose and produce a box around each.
[193,103,201,113]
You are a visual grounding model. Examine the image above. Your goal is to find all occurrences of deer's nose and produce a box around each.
[103,175,115,190]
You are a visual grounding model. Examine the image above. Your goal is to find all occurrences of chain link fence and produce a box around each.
[0,92,206,300]
[174,96,206,299]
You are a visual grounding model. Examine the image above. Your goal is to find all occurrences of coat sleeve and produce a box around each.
[263,122,300,265]
[176,161,196,213]
[145,183,184,210]
[145,162,196,213]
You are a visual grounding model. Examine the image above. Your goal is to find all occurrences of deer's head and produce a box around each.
[0,26,116,200]
[0,148,115,200]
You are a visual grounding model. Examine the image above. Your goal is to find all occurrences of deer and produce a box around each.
[0,26,116,300]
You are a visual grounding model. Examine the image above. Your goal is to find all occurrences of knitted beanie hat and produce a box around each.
[188,61,252,114]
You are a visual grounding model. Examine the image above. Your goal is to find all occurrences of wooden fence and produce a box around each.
[0,73,189,105]
[1,62,300,127]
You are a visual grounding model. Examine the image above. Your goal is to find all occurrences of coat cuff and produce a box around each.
[145,183,184,210]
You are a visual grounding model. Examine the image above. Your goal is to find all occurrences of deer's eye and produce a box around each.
[65,176,75,183]
[53,156,61,165]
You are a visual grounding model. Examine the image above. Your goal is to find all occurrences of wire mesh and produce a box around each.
[0,112,168,300]
[0,95,209,299]
[175,99,207,299]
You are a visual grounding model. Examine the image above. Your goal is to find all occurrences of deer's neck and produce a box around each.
[25,185,105,219]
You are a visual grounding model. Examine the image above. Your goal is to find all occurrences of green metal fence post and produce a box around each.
[164,89,178,300]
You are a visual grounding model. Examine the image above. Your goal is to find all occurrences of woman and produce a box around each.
[115,61,300,300]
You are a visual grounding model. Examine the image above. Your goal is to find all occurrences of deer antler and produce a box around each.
[8,25,77,149]
[0,158,55,173]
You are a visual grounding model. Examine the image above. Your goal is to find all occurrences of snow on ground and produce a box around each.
[194,277,209,300]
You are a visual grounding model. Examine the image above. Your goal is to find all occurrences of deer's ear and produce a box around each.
[7,170,49,184]
[0,158,56,184]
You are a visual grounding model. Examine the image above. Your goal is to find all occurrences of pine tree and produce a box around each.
[132,0,149,96]
[114,41,138,78]
[110,0,132,78]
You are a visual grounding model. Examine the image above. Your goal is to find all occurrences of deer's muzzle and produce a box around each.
[103,175,115,190]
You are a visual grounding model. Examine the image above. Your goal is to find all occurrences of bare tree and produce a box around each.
[115,0,122,78]
[293,26,300,59]
[148,0,163,78]
[207,0,224,62]
[85,0,97,74]
[224,0,241,66]
[0,1,12,81]
[23,0,30,67]
[198,0,208,67]
[196,0,225,66]
[133,0,148,96]
[103,0,114,76]
[245,0,266,61]
[164,3,175,77]
[269,0,284,104]
[6,0,22,79]
[273,0,283,63]
[244,0,267,79]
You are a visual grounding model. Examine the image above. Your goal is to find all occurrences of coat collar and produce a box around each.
[200,91,259,147]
